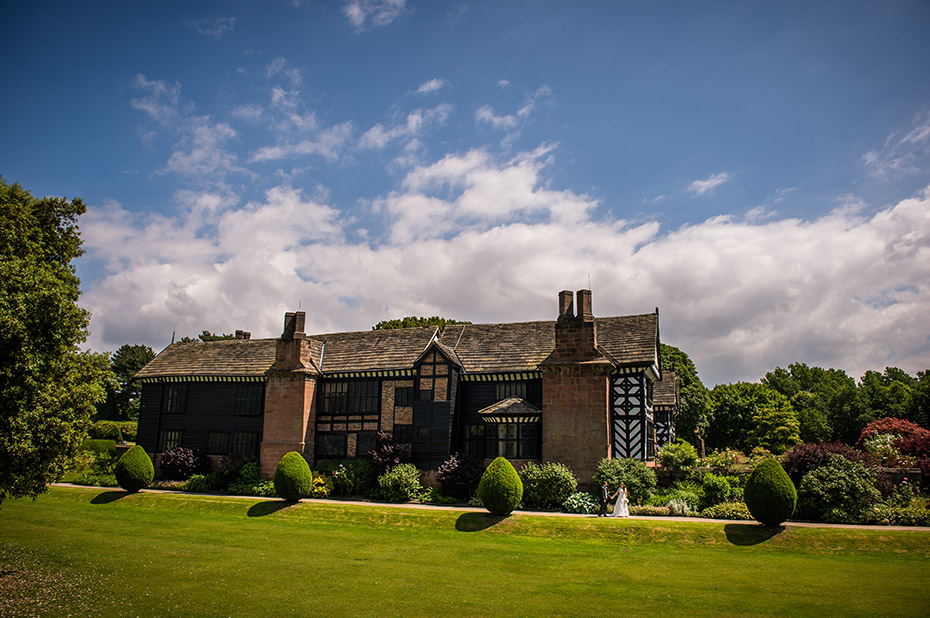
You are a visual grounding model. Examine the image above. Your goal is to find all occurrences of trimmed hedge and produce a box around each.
[518,461,577,510]
[273,452,313,502]
[115,445,154,492]
[477,457,523,516]
[744,458,797,527]
[700,501,753,520]
[81,439,117,458]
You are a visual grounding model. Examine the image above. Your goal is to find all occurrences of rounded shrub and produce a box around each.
[273,452,313,502]
[477,457,523,516]
[743,458,797,527]
[115,445,154,492]
[797,454,881,523]
[518,461,578,510]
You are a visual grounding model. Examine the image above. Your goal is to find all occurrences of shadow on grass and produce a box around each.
[724,523,784,545]
[90,491,132,505]
[455,512,509,532]
[247,500,294,517]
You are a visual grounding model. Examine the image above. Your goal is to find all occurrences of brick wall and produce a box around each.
[541,365,611,483]
[260,372,317,478]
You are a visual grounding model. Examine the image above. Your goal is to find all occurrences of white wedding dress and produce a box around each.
[612,488,629,517]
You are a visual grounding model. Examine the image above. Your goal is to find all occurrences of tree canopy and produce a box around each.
[95,344,155,421]
[1,176,109,503]
[659,343,711,440]
[372,316,471,331]
[177,330,235,343]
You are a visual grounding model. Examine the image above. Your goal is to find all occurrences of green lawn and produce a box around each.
[1,487,928,617]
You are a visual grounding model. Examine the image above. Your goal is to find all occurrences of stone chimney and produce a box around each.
[275,311,309,370]
[552,289,598,360]
[235,330,251,340]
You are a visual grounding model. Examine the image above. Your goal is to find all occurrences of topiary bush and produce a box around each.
[657,439,699,470]
[436,453,484,501]
[273,452,314,502]
[743,458,797,527]
[562,491,599,514]
[797,454,882,523]
[477,457,523,516]
[518,461,578,510]
[115,445,154,492]
[592,457,656,506]
[120,421,138,442]
[159,446,211,481]
[375,463,422,502]
[89,420,122,441]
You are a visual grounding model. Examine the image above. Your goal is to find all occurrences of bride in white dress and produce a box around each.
[611,482,629,518]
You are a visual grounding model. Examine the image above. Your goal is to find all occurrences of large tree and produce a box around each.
[372,316,471,330]
[659,343,711,443]
[763,363,864,444]
[1,176,109,503]
[95,344,155,421]
[705,382,799,453]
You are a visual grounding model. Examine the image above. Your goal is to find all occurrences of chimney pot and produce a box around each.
[558,290,574,318]
[282,311,307,340]
[577,289,593,320]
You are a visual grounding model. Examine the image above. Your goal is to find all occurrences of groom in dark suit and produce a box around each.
[598,481,610,517]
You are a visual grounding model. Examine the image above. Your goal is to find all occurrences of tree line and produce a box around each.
[662,343,930,455]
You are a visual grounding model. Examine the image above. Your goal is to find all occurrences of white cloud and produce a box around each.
[416,78,448,94]
[130,74,181,125]
[249,122,354,162]
[864,110,930,176]
[267,57,303,88]
[475,85,553,145]
[343,0,407,31]
[164,116,247,179]
[230,104,264,123]
[497,79,511,89]
[189,17,236,38]
[81,146,930,387]
[688,172,732,196]
[358,103,453,150]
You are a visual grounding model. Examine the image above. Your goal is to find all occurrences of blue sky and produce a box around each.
[2,1,929,385]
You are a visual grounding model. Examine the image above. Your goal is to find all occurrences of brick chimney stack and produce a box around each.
[552,289,598,360]
[275,311,309,370]
[281,311,306,340]
[235,330,251,340]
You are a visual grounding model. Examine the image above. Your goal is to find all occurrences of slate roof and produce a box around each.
[654,370,680,407]
[438,313,658,374]
[135,313,659,379]
[309,327,438,373]
[135,339,278,379]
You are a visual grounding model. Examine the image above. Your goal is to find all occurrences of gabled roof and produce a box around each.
[654,370,680,407]
[438,313,658,374]
[310,327,438,373]
[134,339,277,379]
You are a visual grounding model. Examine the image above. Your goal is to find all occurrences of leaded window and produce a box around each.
[162,384,187,414]
[495,381,527,400]
[394,386,414,407]
[463,424,485,459]
[486,422,539,459]
[235,384,263,416]
[208,432,230,454]
[231,432,260,456]
[316,434,347,460]
[159,429,182,451]
[323,380,379,415]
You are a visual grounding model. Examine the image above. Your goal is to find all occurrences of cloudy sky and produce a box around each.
[2,1,929,385]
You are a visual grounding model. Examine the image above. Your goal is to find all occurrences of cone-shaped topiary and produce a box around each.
[274,452,313,502]
[477,457,523,515]
[744,457,797,527]
[115,445,154,493]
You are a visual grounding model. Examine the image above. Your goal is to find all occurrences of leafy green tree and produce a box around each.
[1,176,109,503]
[177,330,235,343]
[857,368,915,425]
[910,370,930,429]
[763,363,864,444]
[748,395,801,454]
[659,343,711,442]
[96,344,154,421]
[372,316,471,330]
[705,382,798,453]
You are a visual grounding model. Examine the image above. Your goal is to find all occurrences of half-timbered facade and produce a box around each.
[134,290,677,482]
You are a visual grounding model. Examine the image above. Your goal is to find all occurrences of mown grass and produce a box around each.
[1,486,928,617]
